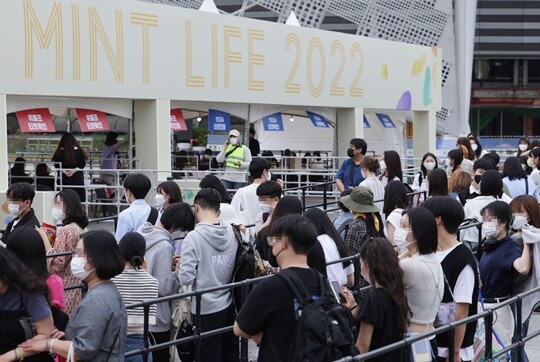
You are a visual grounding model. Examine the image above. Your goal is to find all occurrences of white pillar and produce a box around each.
[134,99,171,178]
[455,0,477,135]
[337,107,364,158]
[413,111,437,161]
[0,94,8,192]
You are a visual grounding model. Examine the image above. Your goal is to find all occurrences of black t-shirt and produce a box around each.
[358,288,405,362]
[235,267,321,362]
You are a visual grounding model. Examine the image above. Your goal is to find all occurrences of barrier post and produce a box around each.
[194,293,202,362]
[516,297,523,362]
[142,304,150,362]
[323,184,328,210]
[448,327,455,362]
[301,188,306,209]
[239,282,249,362]
[485,311,494,360]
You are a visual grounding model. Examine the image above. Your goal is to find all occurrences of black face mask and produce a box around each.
[347,148,355,158]
[474,175,482,184]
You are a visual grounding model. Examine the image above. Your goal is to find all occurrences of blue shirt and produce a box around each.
[115,199,151,241]
[336,159,364,188]
[479,236,521,298]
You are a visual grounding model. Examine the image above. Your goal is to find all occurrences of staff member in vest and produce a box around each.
[216,129,253,190]
[336,138,367,193]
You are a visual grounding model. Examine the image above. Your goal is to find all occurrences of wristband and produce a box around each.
[47,338,57,356]
[349,304,359,312]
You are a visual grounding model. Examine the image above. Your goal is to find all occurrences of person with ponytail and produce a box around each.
[112,232,159,362]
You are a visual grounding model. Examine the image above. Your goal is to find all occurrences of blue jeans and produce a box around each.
[125,334,153,362]
[221,179,246,191]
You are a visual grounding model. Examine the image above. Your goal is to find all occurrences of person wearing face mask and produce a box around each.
[528,147,540,196]
[1,182,40,246]
[359,156,385,214]
[458,158,495,206]
[231,158,272,242]
[254,180,282,234]
[340,237,410,360]
[378,150,403,188]
[216,129,253,191]
[154,181,183,224]
[412,152,438,206]
[396,208,443,361]
[516,136,531,157]
[47,189,89,317]
[137,202,193,361]
[21,230,127,361]
[335,138,367,193]
[179,188,238,362]
[234,215,337,362]
[422,196,479,362]
[467,134,488,161]
[509,195,540,362]
[383,181,408,245]
[478,201,531,348]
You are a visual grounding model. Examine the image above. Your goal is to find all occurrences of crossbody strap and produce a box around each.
[276,269,313,305]
[225,145,241,158]
[348,160,356,187]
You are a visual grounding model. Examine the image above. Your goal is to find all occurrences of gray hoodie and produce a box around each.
[137,222,180,333]
[179,222,238,314]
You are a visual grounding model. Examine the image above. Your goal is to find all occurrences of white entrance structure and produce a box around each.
[0,0,442,191]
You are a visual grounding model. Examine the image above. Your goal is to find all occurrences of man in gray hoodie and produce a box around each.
[179,188,238,362]
[138,203,193,361]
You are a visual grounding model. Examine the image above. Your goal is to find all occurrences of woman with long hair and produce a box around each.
[9,157,32,185]
[517,136,531,157]
[47,189,89,317]
[112,232,159,362]
[456,137,475,161]
[383,180,408,245]
[304,208,354,287]
[343,237,410,360]
[412,153,438,206]
[22,230,127,360]
[428,168,449,198]
[379,150,403,187]
[6,227,66,318]
[528,147,540,195]
[502,156,538,199]
[397,208,443,361]
[52,133,88,202]
[447,149,464,192]
[0,247,55,361]
[99,131,126,186]
[467,134,488,160]
[154,180,183,223]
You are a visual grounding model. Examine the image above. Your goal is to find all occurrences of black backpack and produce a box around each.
[146,207,159,225]
[230,224,260,311]
[277,269,359,362]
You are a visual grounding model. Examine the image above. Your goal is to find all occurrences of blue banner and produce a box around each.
[363,115,371,128]
[306,111,329,128]
[262,112,284,131]
[208,109,231,132]
[375,113,396,128]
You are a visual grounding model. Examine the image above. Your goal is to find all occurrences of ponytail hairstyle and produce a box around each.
[118,232,147,270]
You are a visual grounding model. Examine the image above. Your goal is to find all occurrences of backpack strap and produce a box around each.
[348,160,356,188]
[147,207,159,225]
[276,269,313,305]
[336,218,355,238]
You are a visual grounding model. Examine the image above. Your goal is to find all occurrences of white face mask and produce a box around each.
[155,194,166,208]
[229,137,237,145]
[380,160,387,171]
[471,143,478,152]
[527,158,536,168]
[266,170,272,181]
[423,161,436,171]
[519,144,528,152]
[70,256,94,281]
[8,203,21,217]
[512,215,529,230]
[259,203,271,213]
[393,227,411,254]
[482,221,500,239]
[52,207,65,222]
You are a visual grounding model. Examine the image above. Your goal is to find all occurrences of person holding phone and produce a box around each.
[216,129,252,190]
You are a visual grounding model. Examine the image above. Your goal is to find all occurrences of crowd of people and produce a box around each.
[1,132,540,362]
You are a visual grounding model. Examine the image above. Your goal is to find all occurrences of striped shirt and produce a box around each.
[112,268,159,335]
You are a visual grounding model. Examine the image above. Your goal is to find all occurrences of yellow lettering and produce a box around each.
[185,20,205,88]
[224,26,241,89]
[131,12,159,85]
[89,7,124,82]
[247,29,265,91]
[23,0,63,80]
[71,4,80,80]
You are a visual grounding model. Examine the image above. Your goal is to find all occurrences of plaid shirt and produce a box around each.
[345,217,372,298]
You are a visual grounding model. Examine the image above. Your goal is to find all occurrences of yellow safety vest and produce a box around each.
[225,144,245,169]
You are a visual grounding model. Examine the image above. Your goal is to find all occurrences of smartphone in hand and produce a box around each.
[330,280,346,303]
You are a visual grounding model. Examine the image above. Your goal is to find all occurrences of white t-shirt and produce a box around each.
[231,182,261,240]
[360,176,385,212]
[435,243,476,360]
[317,234,354,286]
[385,208,403,242]
[412,172,428,202]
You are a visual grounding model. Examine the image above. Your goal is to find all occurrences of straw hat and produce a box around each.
[339,186,379,213]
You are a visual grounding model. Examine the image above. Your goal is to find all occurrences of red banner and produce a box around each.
[75,108,110,132]
[170,109,188,131]
[16,108,56,133]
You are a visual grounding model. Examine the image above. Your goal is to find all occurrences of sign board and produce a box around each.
[306,111,329,128]
[16,108,55,132]
[208,109,231,132]
[262,112,284,131]
[375,113,396,128]
[363,115,371,129]
[170,108,188,131]
[75,108,110,132]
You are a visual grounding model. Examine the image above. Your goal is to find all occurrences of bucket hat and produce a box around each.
[339,186,379,213]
